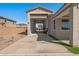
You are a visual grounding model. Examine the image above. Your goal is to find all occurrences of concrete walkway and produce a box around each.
[0,33,77,56]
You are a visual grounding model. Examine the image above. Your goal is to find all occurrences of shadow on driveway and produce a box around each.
[36,33,70,46]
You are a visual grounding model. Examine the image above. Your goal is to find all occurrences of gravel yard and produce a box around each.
[0,27,26,50]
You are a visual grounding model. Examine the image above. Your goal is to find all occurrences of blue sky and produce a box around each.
[0,3,64,24]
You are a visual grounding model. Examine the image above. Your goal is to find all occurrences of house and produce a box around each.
[0,16,16,28]
[48,3,79,47]
[26,3,79,47]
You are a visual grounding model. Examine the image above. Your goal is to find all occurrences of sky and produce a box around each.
[0,3,64,24]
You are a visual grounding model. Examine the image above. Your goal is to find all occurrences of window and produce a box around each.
[62,19,69,30]
[53,20,55,30]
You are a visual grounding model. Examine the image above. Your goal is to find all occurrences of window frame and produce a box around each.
[61,19,69,30]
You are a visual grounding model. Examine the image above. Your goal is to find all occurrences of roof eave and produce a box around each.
[0,16,16,23]
[55,3,72,17]
[26,6,53,13]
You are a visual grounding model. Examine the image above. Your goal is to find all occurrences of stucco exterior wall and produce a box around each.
[48,5,71,40]
[55,18,70,40]
[69,4,79,46]
[27,13,32,34]
[48,14,55,36]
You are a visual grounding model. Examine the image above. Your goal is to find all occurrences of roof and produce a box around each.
[26,6,53,13]
[0,16,16,22]
[55,3,72,17]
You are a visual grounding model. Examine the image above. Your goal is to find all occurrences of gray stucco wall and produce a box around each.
[48,4,71,40]
[70,4,79,46]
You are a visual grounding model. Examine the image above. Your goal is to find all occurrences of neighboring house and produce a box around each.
[16,24,27,28]
[26,3,79,47]
[0,16,16,28]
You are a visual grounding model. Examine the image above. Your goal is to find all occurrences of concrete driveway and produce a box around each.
[0,33,76,56]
